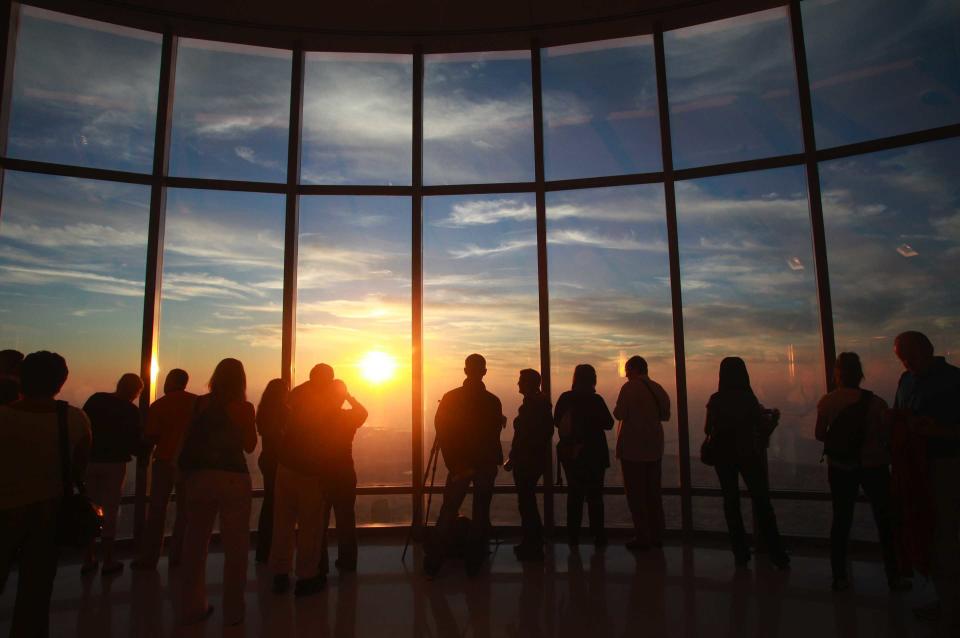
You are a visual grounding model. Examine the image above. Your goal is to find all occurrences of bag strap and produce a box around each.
[56,400,73,498]
[640,379,665,421]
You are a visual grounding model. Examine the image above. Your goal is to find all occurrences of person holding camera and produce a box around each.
[424,354,505,578]
[703,357,789,569]
[504,369,553,561]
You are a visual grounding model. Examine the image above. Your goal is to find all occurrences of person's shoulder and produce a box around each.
[483,388,502,406]
[66,404,92,432]
[706,391,722,407]
[866,391,888,411]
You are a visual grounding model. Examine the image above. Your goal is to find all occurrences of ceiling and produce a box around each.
[25,0,782,50]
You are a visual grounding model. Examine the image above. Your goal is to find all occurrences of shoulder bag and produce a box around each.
[56,401,104,548]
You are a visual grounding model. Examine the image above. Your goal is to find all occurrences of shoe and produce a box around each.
[80,560,99,576]
[130,559,157,572]
[101,561,124,576]
[294,575,326,597]
[913,601,941,622]
[625,539,650,552]
[771,555,791,571]
[515,544,545,562]
[272,574,291,594]
[888,577,912,593]
[832,577,850,592]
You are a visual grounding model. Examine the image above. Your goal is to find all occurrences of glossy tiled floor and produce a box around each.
[0,538,940,637]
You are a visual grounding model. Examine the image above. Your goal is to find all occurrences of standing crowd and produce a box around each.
[0,328,957,636]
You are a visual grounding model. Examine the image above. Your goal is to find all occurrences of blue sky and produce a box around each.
[1,1,958,487]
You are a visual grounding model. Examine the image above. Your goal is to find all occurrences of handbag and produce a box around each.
[700,435,716,466]
[56,401,104,549]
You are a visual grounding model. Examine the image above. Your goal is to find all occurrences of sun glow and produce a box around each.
[359,350,397,384]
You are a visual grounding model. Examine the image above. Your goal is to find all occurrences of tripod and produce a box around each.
[402,435,441,562]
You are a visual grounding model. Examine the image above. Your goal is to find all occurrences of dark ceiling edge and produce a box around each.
[23,0,786,52]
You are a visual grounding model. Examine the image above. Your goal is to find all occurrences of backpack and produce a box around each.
[823,390,874,465]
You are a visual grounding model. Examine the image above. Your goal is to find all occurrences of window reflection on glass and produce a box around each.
[542,36,661,180]
[424,52,535,185]
[423,194,540,483]
[546,185,676,487]
[301,53,412,185]
[169,39,291,181]
[159,188,284,485]
[823,139,960,402]
[7,6,161,172]
[802,0,960,148]
[0,172,149,405]
[675,167,824,490]
[296,196,411,487]
[664,7,803,168]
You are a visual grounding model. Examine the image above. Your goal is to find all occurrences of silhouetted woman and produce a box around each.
[815,352,906,592]
[255,378,289,564]
[0,351,91,636]
[178,358,257,626]
[555,364,614,546]
[704,357,789,568]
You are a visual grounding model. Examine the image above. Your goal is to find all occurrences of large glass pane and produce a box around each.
[159,189,284,482]
[424,52,534,185]
[802,0,960,148]
[0,172,149,405]
[169,40,291,181]
[423,194,540,483]
[664,7,803,168]
[296,196,411,487]
[676,167,824,490]
[542,37,661,180]
[301,53,412,185]
[546,185,676,487]
[6,6,161,172]
[822,138,960,403]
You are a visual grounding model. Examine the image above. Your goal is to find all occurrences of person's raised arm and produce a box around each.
[345,394,368,429]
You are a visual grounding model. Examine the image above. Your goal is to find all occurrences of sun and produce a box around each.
[359,350,397,384]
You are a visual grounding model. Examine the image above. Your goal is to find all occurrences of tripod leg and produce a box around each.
[402,437,441,562]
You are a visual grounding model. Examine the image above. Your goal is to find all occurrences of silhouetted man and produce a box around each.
[425,354,504,577]
[133,368,196,570]
[504,368,552,561]
[0,349,23,406]
[894,331,960,634]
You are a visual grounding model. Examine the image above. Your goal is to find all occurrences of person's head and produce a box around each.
[624,355,648,379]
[718,357,752,394]
[116,373,144,402]
[0,349,24,377]
[163,368,189,394]
[834,352,864,389]
[464,354,486,380]
[518,368,541,396]
[309,363,334,385]
[209,358,246,403]
[571,364,597,393]
[19,351,68,399]
[259,377,289,410]
[894,331,935,375]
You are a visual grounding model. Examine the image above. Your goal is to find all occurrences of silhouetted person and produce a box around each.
[0,351,91,637]
[132,368,196,571]
[614,355,670,551]
[704,357,789,569]
[255,378,290,564]
[271,364,336,596]
[504,368,552,561]
[318,380,367,576]
[82,372,143,576]
[178,358,257,626]
[555,364,613,547]
[0,349,24,406]
[893,331,960,633]
[815,352,906,592]
[424,354,504,578]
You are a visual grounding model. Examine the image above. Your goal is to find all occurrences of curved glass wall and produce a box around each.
[1,0,958,538]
